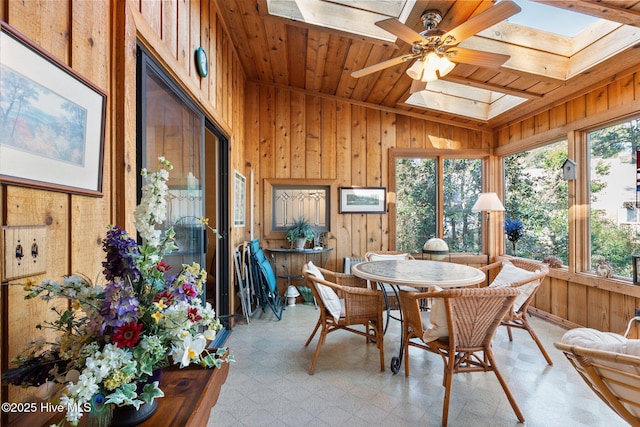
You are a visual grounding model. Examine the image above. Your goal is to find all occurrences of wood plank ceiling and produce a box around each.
[216,0,640,129]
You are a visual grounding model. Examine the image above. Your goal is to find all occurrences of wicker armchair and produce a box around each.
[554,341,640,426]
[399,287,524,427]
[302,263,385,375]
[364,251,416,332]
[479,258,552,365]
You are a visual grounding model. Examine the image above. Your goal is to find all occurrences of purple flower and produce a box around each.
[102,226,141,282]
[100,279,139,328]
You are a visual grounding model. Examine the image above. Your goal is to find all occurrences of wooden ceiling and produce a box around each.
[216,0,640,129]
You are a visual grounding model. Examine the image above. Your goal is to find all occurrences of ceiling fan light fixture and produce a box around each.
[420,51,442,82]
[437,56,455,78]
[421,68,438,82]
[406,58,424,80]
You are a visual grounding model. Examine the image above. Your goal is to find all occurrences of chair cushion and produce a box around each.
[423,286,448,342]
[561,327,640,357]
[367,253,410,261]
[489,261,540,312]
[307,262,341,322]
[561,327,640,417]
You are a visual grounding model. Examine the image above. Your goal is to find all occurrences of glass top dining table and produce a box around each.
[351,259,486,373]
[350,259,486,289]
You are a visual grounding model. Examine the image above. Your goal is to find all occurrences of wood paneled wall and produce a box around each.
[494,66,640,335]
[0,0,246,406]
[245,82,492,278]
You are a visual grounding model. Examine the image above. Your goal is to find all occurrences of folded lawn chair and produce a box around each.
[248,239,284,320]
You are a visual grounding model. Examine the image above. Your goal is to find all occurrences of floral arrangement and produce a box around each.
[504,217,524,255]
[504,217,524,243]
[2,157,233,425]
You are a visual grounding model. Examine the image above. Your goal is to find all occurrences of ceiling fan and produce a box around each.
[351,0,521,91]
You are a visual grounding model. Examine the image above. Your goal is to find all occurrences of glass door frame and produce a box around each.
[136,44,230,317]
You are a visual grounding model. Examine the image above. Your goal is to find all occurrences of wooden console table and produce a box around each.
[6,356,230,427]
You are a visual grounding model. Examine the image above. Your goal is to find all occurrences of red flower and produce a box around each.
[153,290,174,305]
[112,321,143,348]
[182,284,198,298]
[187,307,202,323]
[156,261,172,272]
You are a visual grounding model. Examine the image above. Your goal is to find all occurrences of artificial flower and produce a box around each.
[2,157,233,426]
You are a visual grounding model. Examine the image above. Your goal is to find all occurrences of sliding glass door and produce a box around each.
[137,46,229,316]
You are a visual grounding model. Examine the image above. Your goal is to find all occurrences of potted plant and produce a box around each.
[285,217,315,249]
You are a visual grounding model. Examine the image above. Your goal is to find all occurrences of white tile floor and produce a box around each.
[208,304,626,426]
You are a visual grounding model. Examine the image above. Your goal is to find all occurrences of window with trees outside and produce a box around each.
[503,141,568,264]
[395,157,482,253]
[588,118,640,278]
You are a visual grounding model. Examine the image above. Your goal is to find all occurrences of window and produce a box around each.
[588,119,640,278]
[394,156,482,253]
[272,185,330,232]
[443,158,482,252]
[504,141,568,263]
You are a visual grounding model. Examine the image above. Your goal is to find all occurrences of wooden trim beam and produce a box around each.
[443,75,544,99]
[533,0,640,27]
[254,80,494,132]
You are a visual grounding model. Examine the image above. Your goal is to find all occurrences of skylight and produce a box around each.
[506,0,599,37]
[266,0,415,42]
[404,80,527,122]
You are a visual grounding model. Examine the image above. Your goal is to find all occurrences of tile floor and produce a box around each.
[208,304,626,427]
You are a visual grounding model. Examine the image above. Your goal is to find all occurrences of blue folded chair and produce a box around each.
[248,239,284,320]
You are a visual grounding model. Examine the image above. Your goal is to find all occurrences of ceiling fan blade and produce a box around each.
[351,54,418,78]
[410,80,427,94]
[446,47,510,69]
[376,18,426,45]
[441,0,521,45]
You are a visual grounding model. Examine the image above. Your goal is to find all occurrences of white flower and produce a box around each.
[134,157,173,243]
[60,395,82,424]
[203,329,217,341]
[172,334,207,368]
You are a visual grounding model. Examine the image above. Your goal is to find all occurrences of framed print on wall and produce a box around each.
[0,22,106,196]
[233,170,246,227]
[339,187,386,214]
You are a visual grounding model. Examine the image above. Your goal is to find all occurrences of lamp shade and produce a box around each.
[285,285,301,306]
[471,192,505,212]
[406,59,424,80]
[285,285,300,297]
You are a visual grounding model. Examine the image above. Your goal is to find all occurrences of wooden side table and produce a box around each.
[267,247,333,305]
[6,356,230,427]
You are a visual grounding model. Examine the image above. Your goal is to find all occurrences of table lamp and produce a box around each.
[285,285,301,306]
[471,192,505,263]
[423,238,449,261]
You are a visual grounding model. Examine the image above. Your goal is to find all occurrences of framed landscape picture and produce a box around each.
[339,187,386,213]
[0,22,106,196]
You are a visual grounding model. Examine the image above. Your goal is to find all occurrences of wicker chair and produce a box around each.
[479,258,552,365]
[554,342,640,426]
[399,287,524,427]
[364,251,416,332]
[302,263,385,375]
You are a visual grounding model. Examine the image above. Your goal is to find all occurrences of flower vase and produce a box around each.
[295,237,307,250]
[110,400,158,427]
[110,369,162,427]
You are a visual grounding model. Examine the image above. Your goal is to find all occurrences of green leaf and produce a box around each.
[138,381,164,404]
[104,383,138,407]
